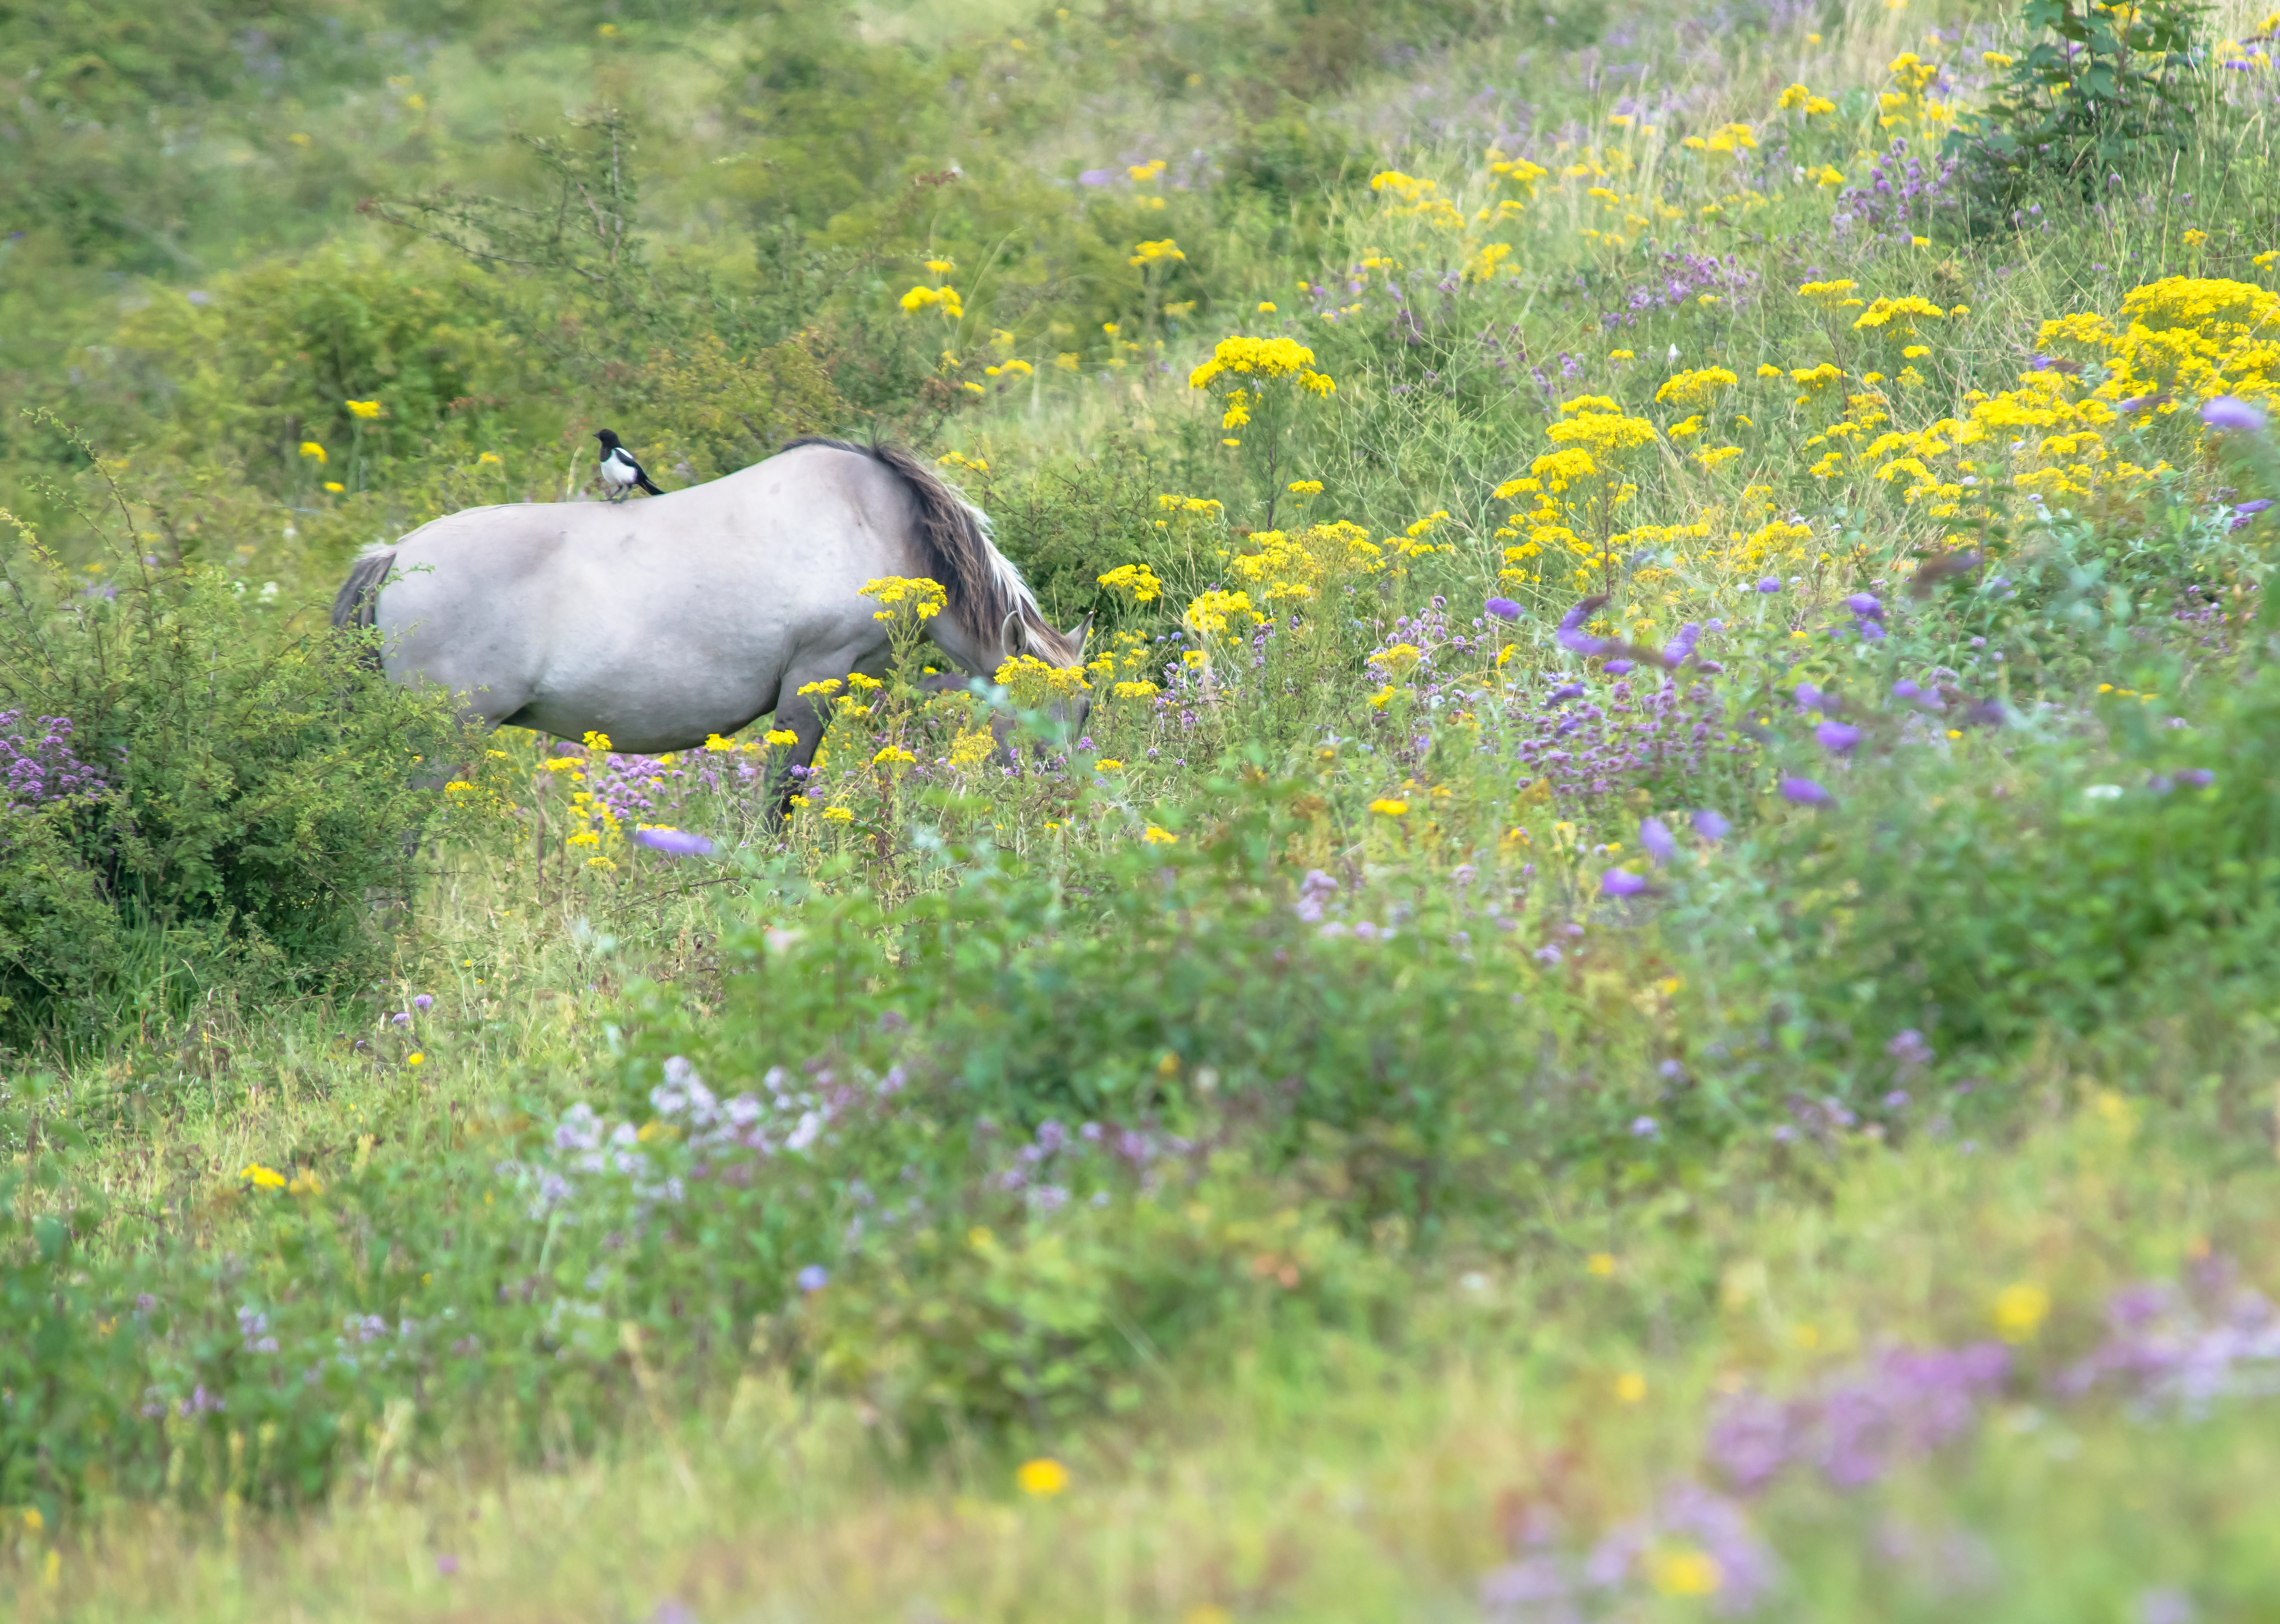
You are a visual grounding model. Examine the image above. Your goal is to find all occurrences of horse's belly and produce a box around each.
[522,652,780,754]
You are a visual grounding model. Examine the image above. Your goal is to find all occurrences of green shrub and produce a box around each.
[0,463,464,1047]
[1694,653,2280,1084]
[1953,0,2208,216]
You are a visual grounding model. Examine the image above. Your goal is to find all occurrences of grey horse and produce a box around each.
[331,437,1089,805]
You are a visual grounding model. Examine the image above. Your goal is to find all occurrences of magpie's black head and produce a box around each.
[595,429,621,450]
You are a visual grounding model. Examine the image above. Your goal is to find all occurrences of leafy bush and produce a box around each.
[0,461,463,1046]
[1955,0,2208,216]
[1684,652,2280,1084]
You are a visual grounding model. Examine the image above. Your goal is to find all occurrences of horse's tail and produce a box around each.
[785,436,1078,664]
[330,548,396,670]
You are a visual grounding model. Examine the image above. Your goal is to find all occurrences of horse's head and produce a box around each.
[1001,609,1094,740]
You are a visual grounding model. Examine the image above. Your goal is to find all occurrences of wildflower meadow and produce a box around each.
[5,0,2280,1616]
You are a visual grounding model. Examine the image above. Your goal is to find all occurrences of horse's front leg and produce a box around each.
[762,684,832,826]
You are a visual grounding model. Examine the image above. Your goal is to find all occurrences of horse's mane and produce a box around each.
[782,436,1081,665]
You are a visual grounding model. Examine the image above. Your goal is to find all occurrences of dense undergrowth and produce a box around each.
[6,0,2280,1617]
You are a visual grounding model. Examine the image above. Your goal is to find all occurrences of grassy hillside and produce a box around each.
[6,0,2280,1617]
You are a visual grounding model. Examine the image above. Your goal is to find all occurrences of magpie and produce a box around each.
[594,429,663,501]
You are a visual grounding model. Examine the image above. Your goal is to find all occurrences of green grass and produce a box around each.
[6,0,2280,1615]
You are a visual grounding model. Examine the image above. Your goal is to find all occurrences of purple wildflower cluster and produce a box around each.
[572,743,760,826]
[1831,141,1962,242]
[0,711,105,807]
[1706,1343,2012,1494]
[2058,1263,2280,1418]
[1511,672,1741,802]
[989,1115,1171,1211]
[1480,1480,1779,1621]
[1601,250,1759,328]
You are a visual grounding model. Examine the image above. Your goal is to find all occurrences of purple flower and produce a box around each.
[2121,394,2162,415]
[2236,499,2273,518]
[1661,621,1701,666]
[1629,1115,1659,1137]
[1780,775,1834,807]
[2139,1588,2196,1624]
[1485,596,1522,621]
[1556,597,1610,655]
[1756,576,1783,593]
[1533,943,1565,966]
[1815,720,1864,754]
[1795,682,1829,713]
[1602,658,1635,675]
[1883,1089,1912,1109]
[1601,868,1648,897]
[436,1554,460,1577]
[1691,808,1731,842]
[1640,816,1677,865]
[1891,678,1922,702]
[796,1264,830,1293]
[1887,1028,1935,1068]
[1078,168,1114,186]
[2176,768,2214,788]
[633,827,715,857]
[2201,396,2267,433]
[413,993,433,1010]
[1847,592,1884,621]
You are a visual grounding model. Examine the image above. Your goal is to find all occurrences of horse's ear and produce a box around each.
[1064,611,1093,660]
[999,609,1022,661]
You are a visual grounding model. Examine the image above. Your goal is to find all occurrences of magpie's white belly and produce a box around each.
[599,458,636,487]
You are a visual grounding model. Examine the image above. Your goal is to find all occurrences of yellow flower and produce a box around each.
[1113,680,1159,699]
[923,257,956,274]
[1097,563,1163,604]
[1983,49,2014,67]
[477,451,502,465]
[1141,825,1179,845]
[1016,1458,1070,1497]
[406,1052,425,1067]
[1129,238,1186,267]
[1614,1372,1647,1403]
[1095,759,1124,772]
[1586,1253,1617,1276]
[871,745,917,767]
[1648,1549,1723,1596]
[344,399,382,419]
[1256,301,1277,313]
[288,1169,324,1196]
[2182,228,2208,249]
[241,1163,287,1189]
[822,807,854,823]
[299,441,327,463]
[1993,1283,2051,1342]
[1369,798,1409,817]
[1188,334,1336,395]
[323,481,344,493]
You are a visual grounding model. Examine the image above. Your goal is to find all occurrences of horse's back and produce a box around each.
[370,445,929,747]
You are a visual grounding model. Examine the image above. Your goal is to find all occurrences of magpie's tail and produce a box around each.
[636,471,664,496]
